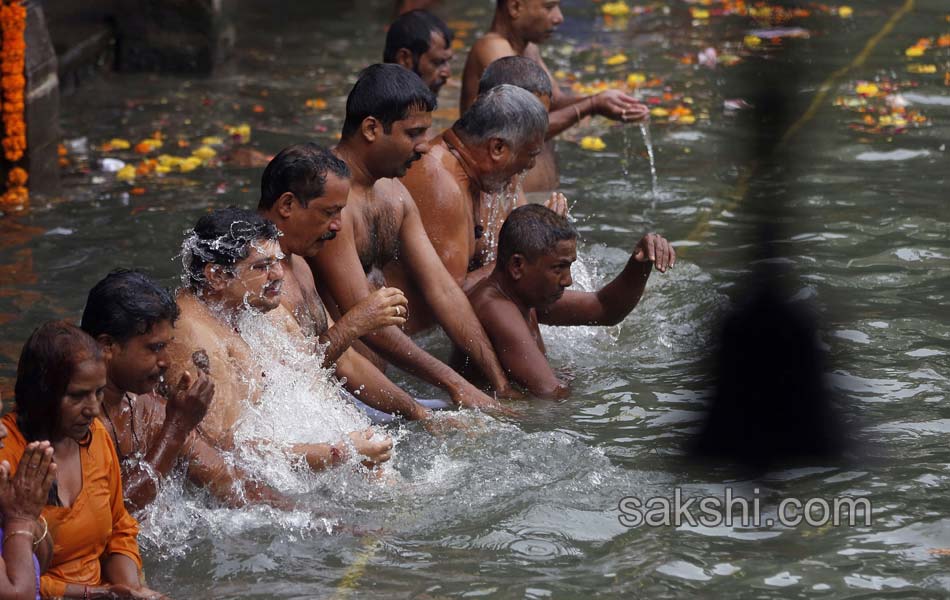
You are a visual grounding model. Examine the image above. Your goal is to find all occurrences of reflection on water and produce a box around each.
[2,0,950,596]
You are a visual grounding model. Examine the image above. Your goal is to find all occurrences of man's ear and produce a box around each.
[394,48,416,72]
[95,333,117,361]
[361,116,380,143]
[488,137,509,164]
[507,0,523,19]
[276,192,296,219]
[203,263,228,291]
[508,253,526,280]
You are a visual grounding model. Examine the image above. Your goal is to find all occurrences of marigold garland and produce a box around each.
[1,0,28,207]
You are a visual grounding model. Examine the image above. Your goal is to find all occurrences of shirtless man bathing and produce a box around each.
[460,204,675,398]
[394,84,561,332]
[80,270,290,509]
[168,207,393,471]
[461,0,649,192]
[308,63,517,408]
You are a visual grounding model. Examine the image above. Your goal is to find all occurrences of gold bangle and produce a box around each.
[33,515,48,548]
[572,103,582,125]
[2,529,34,544]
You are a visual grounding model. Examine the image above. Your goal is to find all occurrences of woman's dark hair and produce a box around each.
[14,320,103,443]
[258,143,350,210]
[497,204,578,266]
[341,64,436,139]
[383,10,454,65]
[81,269,179,343]
[182,207,280,289]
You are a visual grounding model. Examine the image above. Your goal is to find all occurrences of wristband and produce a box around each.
[2,529,33,544]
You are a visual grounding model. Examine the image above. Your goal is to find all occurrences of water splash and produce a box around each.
[640,122,659,206]
[478,173,524,265]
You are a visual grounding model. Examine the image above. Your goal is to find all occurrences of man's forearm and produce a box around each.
[318,320,360,368]
[336,349,430,420]
[548,96,594,138]
[362,325,470,395]
[124,417,194,511]
[426,283,510,392]
[594,260,652,325]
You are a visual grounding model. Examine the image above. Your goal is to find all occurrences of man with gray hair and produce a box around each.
[394,84,565,334]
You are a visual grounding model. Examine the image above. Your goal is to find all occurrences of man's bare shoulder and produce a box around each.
[467,277,509,315]
[402,142,466,210]
[471,32,517,62]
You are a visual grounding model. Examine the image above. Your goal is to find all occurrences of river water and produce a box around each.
[1,0,948,597]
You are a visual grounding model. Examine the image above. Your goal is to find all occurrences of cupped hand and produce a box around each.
[107,584,171,600]
[544,192,569,217]
[593,90,650,123]
[343,287,410,336]
[165,368,214,430]
[347,428,393,468]
[632,233,676,272]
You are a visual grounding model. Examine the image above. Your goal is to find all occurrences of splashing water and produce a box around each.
[640,122,659,206]
[479,173,525,264]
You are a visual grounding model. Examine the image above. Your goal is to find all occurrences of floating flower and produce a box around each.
[116,165,136,182]
[252,104,266,113]
[744,35,762,48]
[601,1,631,17]
[626,73,646,87]
[690,8,710,19]
[179,157,202,173]
[201,136,224,146]
[855,82,879,96]
[227,124,252,144]
[907,64,937,74]
[905,45,925,57]
[579,136,606,151]
[103,138,131,151]
[605,53,628,66]
[305,98,328,109]
[650,107,670,117]
[192,145,217,161]
[838,6,853,18]
[134,139,163,154]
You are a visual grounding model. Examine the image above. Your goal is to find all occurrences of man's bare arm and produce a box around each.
[400,199,514,394]
[335,346,430,420]
[318,287,408,367]
[475,294,568,399]
[185,435,293,509]
[122,373,213,512]
[306,209,500,409]
[540,234,675,326]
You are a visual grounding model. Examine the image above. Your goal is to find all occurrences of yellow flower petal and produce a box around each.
[690,8,710,19]
[201,136,224,146]
[650,107,669,117]
[605,53,628,66]
[855,83,879,96]
[580,136,607,151]
[107,138,131,150]
[116,165,136,182]
[905,46,925,57]
[838,6,853,18]
[907,63,937,74]
[192,146,217,161]
[626,73,646,87]
[601,1,631,17]
[744,35,762,48]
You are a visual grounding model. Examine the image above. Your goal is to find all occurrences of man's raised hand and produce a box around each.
[632,233,676,273]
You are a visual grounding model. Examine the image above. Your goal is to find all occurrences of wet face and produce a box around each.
[520,238,576,308]
[107,320,173,395]
[220,239,285,312]
[292,174,349,257]
[380,107,432,178]
[59,359,106,442]
[514,0,564,44]
[414,32,453,95]
[486,132,544,192]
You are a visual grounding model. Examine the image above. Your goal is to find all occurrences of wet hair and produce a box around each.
[456,84,548,149]
[383,10,453,66]
[497,204,578,266]
[14,320,103,444]
[258,143,350,210]
[478,56,552,98]
[81,269,179,343]
[182,207,280,289]
[341,63,437,139]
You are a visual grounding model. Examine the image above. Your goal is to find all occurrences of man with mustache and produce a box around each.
[384,10,454,97]
[167,208,394,470]
[257,142,442,422]
[458,204,675,398]
[393,84,558,333]
[307,64,516,409]
[81,270,291,509]
[460,0,649,192]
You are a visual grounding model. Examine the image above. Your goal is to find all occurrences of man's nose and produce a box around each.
[270,260,285,279]
[552,7,564,26]
[562,272,573,288]
[157,348,169,369]
[438,64,451,79]
[416,138,431,155]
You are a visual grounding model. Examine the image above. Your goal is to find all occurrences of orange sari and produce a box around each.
[0,413,143,597]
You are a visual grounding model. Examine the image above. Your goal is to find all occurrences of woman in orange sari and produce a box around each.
[0,321,166,600]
